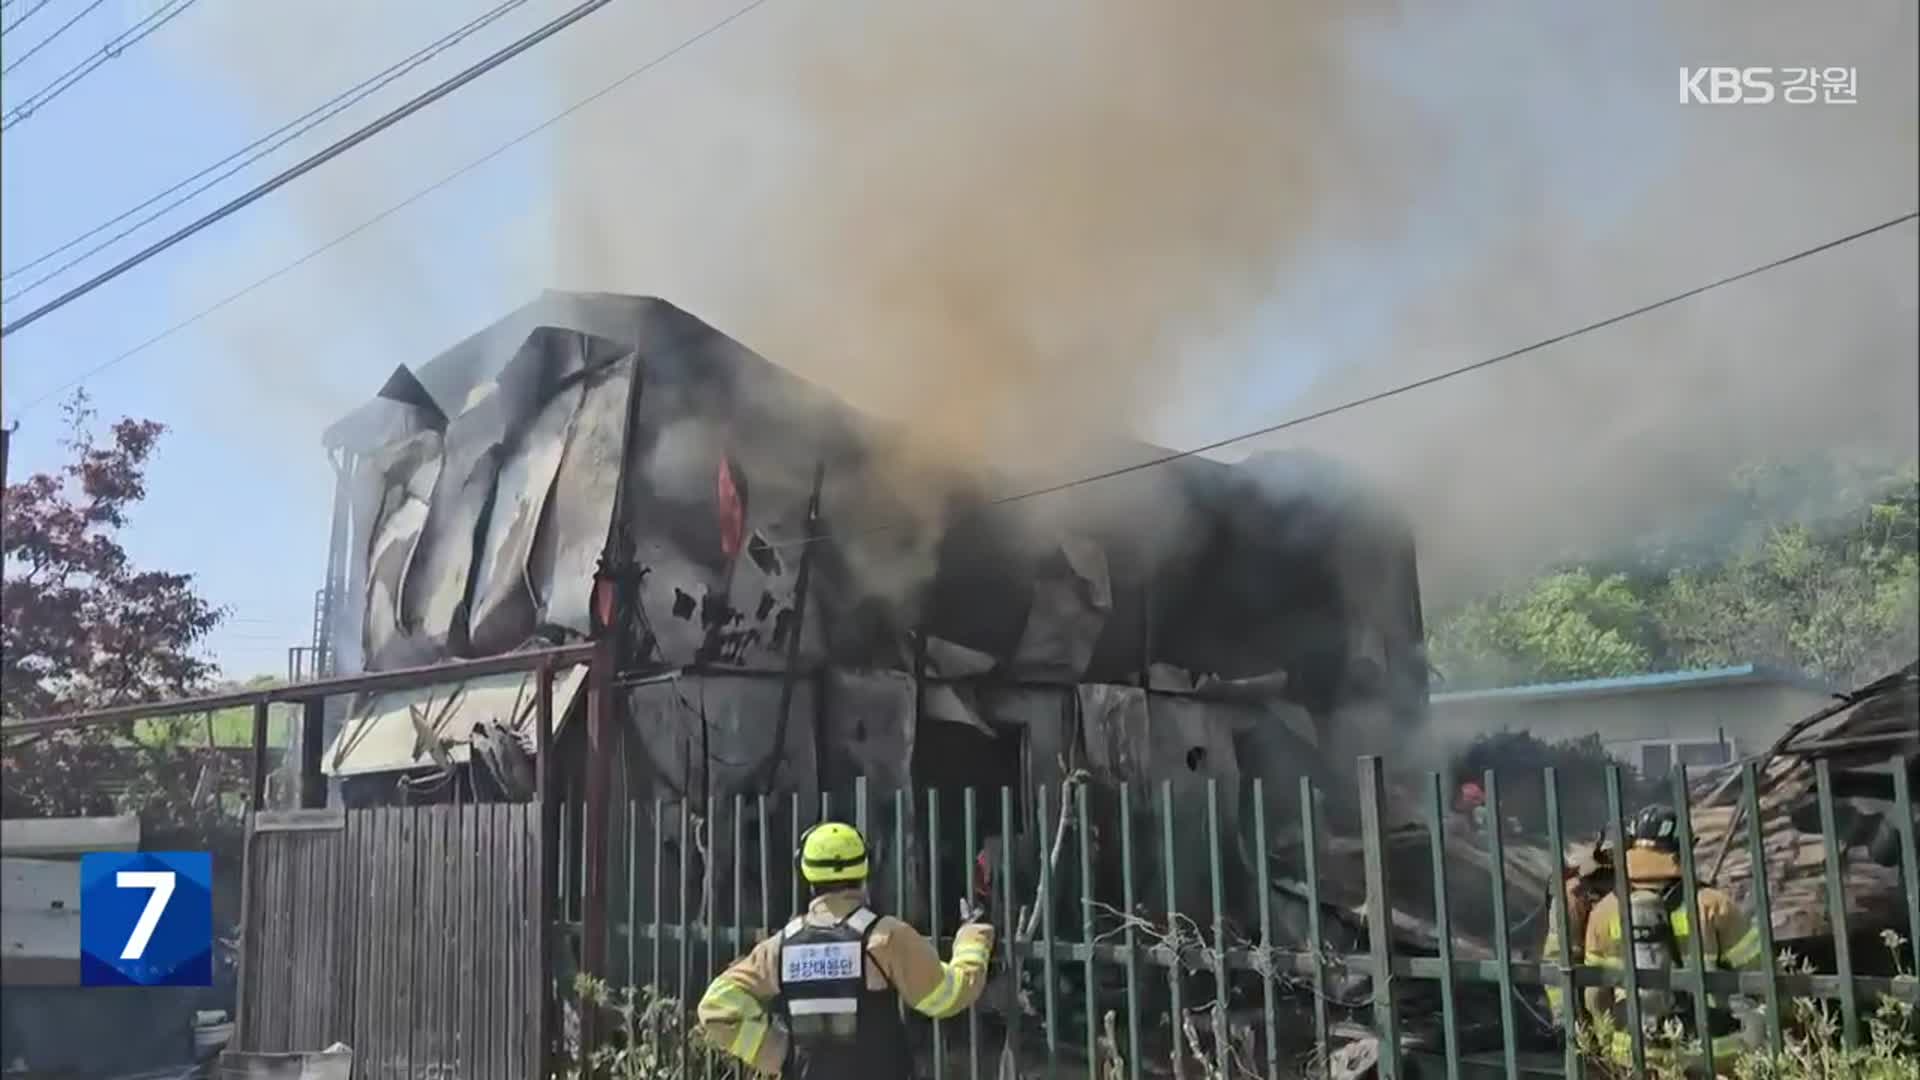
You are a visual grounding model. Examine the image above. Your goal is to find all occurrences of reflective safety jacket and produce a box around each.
[1580,848,1765,1057]
[696,889,996,1075]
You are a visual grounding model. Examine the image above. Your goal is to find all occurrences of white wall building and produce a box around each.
[1429,664,1841,778]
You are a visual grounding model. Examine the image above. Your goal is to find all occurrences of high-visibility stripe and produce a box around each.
[914,968,966,1018]
[730,1013,769,1061]
[1723,926,1764,967]
[702,980,763,1020]
[701,980,771,1065]
[790,998,860,1015]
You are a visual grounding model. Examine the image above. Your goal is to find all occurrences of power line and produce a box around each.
[0,0,616,337]
[7,0,772,408]
[2,0,59,37]
[0,0,107,77]
[2,0,534,293]
[758,210,1919,550]
[979,211,1920,511]
[2,0,200,130]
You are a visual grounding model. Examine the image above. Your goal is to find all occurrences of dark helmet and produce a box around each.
[1626,804,1681,852]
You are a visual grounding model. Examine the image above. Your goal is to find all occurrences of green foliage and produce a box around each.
[1430,570,1656,689]
[560,975,720,1080]
[1431,457,1920,691]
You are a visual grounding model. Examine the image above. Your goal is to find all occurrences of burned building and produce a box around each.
[313,292,1430,922]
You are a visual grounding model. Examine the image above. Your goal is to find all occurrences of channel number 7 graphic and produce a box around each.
[79,852,214,987]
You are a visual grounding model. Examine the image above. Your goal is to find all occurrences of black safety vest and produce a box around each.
[774,905,911,1080]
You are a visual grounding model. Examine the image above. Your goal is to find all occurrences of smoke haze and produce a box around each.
[161,0,1917,601]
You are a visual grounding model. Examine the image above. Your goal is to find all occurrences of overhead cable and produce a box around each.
[0,0,616,337]
[1,0,59,38]
[2,0,534,294]
[757,209,1920,550]
[2,0,198,127]
[0,0,108,78]
[977,211,1920,511]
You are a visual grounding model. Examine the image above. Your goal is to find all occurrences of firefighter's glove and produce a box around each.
[960,895,988,926]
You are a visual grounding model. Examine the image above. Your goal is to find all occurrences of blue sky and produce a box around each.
[1,1,566,678]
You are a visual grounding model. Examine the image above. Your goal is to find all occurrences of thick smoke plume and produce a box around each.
[165,0,1916,603]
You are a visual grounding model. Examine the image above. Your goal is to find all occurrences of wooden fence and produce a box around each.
[235,804,544,1080]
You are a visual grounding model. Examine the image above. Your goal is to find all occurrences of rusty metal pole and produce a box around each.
[580,582,619,1055]
[534,660,557,1076]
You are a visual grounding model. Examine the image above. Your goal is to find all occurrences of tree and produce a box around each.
[1655,464,1919,685]
[2,394,227,820]
[1429,457,1919,692]
[1429,569,1657,690]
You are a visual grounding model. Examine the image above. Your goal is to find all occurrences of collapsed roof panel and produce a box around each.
[323,665,588,778]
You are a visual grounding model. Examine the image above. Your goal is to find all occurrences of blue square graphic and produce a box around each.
[79,852,214,987]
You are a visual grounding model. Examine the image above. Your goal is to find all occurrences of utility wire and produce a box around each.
[2,0,534,293]
[0,0,107,78]
[0,0,617,337]
[5,0,770,393]
[761,209,1920,550]
[981,211,1920,510]
[3,6,188,129]
[1,0,58,37]
[3,0,199,129]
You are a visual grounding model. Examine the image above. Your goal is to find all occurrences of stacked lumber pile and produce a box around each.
[1683,660,1918,942]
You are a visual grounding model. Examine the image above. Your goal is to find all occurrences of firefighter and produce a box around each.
[1581,804,1765,1062]
[695,821,996,1077]
[1541,836,1613,1022]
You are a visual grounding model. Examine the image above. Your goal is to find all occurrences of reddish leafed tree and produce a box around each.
[2,394,226,819]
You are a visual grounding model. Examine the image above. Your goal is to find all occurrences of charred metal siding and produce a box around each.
[318,293,1429,797]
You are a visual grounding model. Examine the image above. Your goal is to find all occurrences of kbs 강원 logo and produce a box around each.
[1679,67,1859,105]
[79,852,213,987]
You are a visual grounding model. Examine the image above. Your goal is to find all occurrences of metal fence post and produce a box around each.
[1482,769,1519,1079]
[1814,758,1860,1047]
[1604,766,1647,1076]
[534,661,556,1076]
[1541,767,1582,1079]
[580,637,616,1054]
[1891,755,1920,979]
[1739,763,1785,1055]
[1424,774,1461,1080]
[1669,764,1716,1076]
[1158,780,1184,1080]
[1299,777,1330,1071]
[1357,756,1401,1079]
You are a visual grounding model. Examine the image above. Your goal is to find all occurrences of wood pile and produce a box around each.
[1681,660,1918,942]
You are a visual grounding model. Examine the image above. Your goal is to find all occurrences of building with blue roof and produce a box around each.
[1429,663,1842,777]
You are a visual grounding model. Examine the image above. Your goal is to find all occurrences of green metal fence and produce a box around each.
[564,753,1920,1079]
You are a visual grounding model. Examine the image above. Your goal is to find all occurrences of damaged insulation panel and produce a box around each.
[319,293,1428,819]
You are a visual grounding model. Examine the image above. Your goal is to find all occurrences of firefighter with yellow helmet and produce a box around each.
[696,820,996,1077]
[1581,804,1765,1062]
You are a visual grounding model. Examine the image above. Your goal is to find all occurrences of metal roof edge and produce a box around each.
[1431,663,1842,706]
